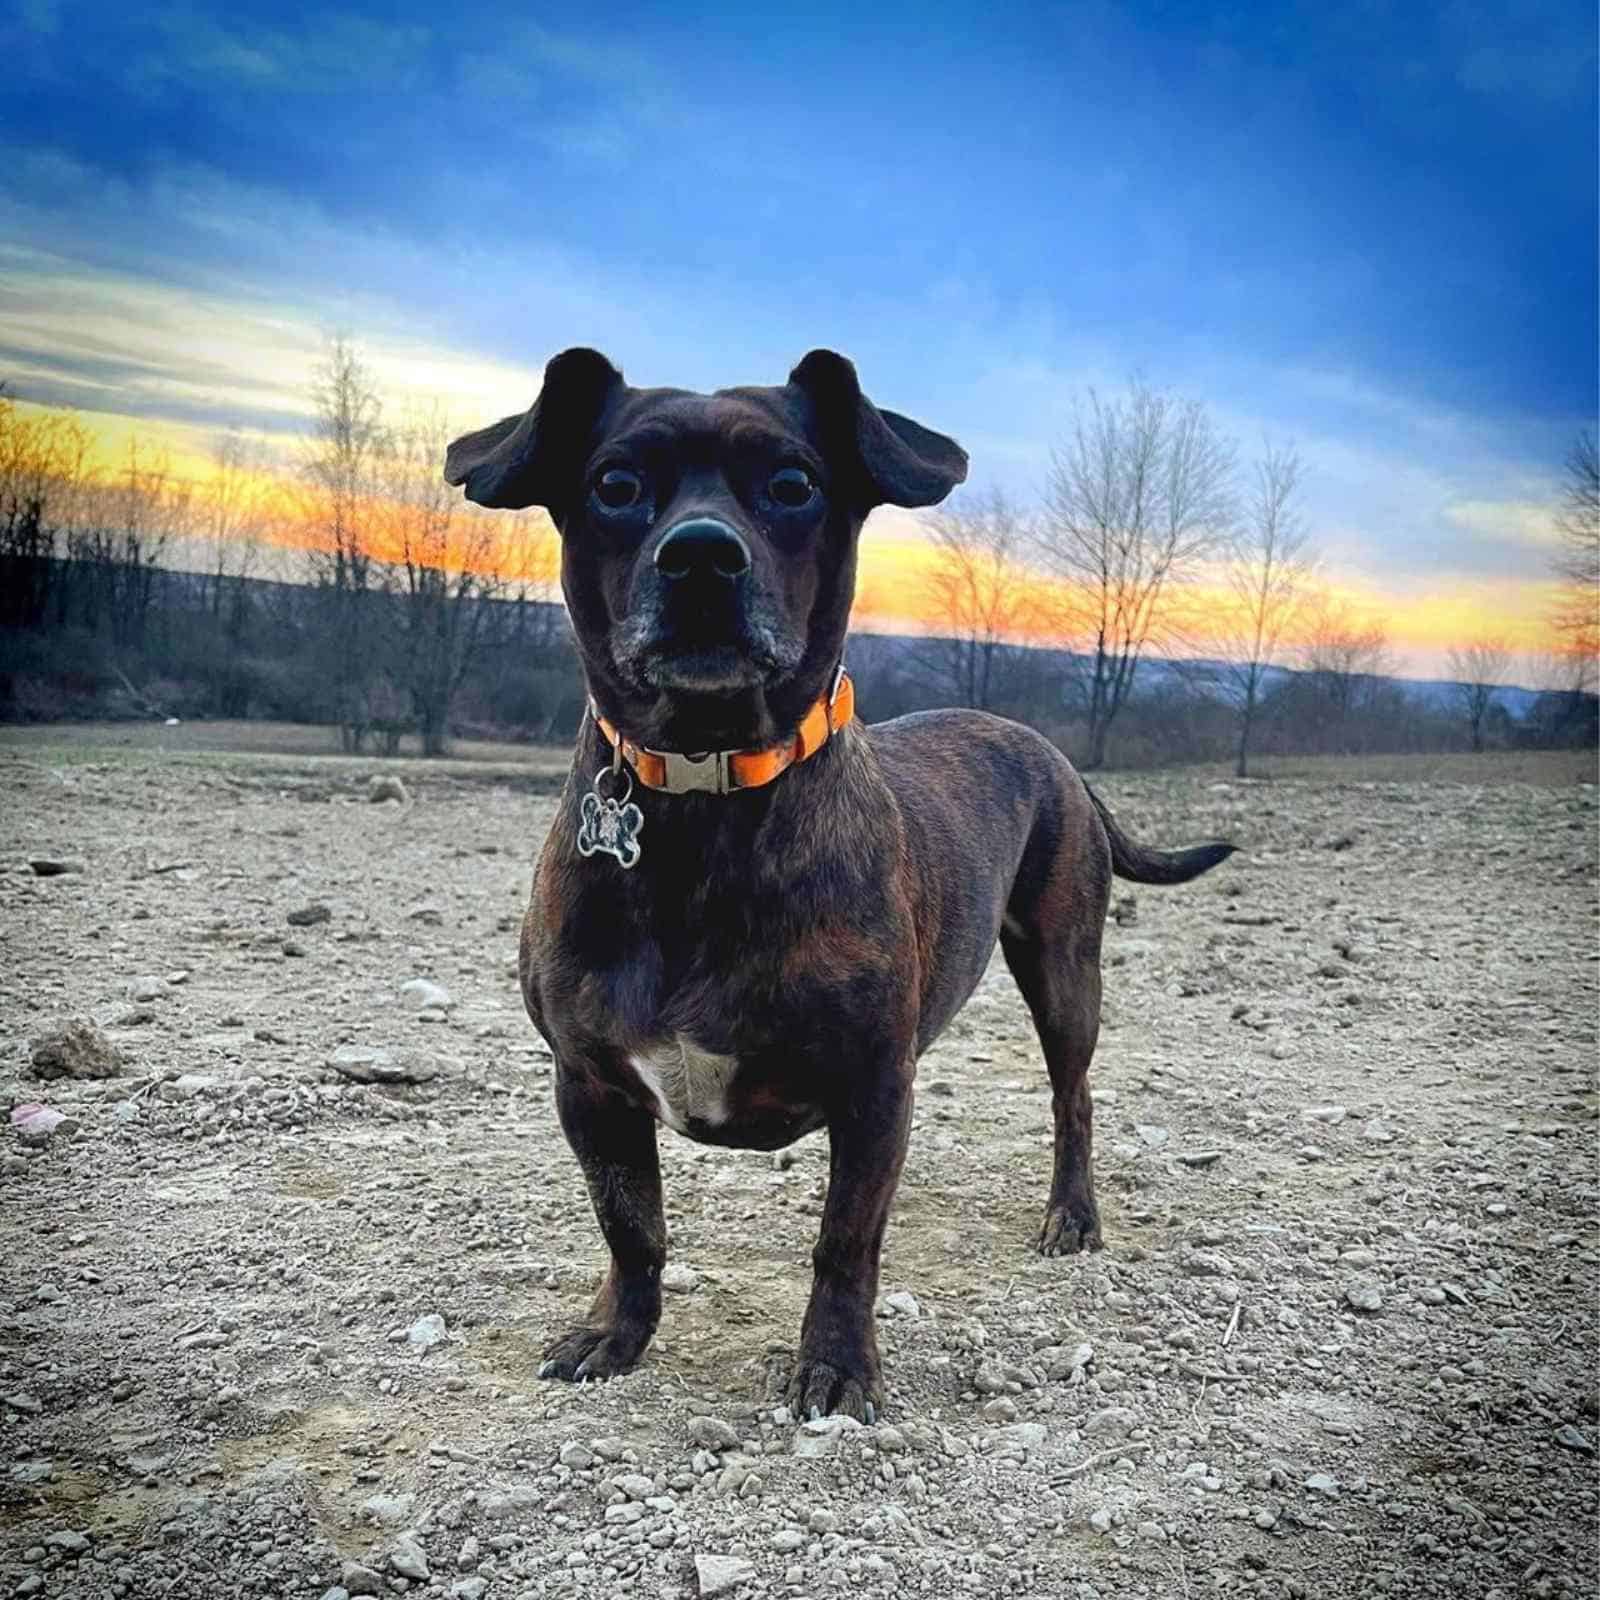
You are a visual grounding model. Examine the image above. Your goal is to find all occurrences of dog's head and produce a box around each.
[444,349,966,751]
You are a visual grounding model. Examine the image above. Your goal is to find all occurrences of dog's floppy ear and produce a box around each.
[444,347,622,511]
[789,349,967,509]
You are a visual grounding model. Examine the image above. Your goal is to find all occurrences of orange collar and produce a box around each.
[589,670,855,795]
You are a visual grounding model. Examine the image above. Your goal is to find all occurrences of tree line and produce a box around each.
[1,356,1594,763]
[910,379,1597,770]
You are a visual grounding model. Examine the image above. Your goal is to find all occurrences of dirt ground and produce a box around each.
[2,731,1596,1600]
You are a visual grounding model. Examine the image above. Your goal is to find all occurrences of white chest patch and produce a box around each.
[629,1037,740,1132]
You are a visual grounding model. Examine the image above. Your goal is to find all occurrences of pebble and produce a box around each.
[661,1263,700,1293]
[399,978,453,1011]
[982,1397,1019,1423]
[286,902,332,926]
[43,1531,89,1555]
[772,1528,805,1551]
[451,1581,487,1600]
[1554,1425,1594,1454]
[368,775,407,803]
[793,1415,862,1459]
[388,1537,429,1581]
[360,1492,415,1527]
[128,975,168,1003]
[694,1553,757,1596]
[327,1045,440,1085]
[1083,1406,1138,1439]
[882,1289,922,1317]
[405,1313,448,1351]
[1302,1105,1348,1124]
[1304,1473,1340,1496]
[1345,1282,1384,1313]
[29,858,83,876]
[559,1440,595,1469]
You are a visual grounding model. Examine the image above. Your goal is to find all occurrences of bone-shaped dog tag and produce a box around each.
[578,787,644,869]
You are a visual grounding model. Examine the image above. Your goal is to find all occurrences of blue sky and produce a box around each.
[0,0,1594,641]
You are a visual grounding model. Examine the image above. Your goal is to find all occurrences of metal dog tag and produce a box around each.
[578,769,644,870]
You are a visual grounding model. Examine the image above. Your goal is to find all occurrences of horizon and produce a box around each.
[2,1,1595,683]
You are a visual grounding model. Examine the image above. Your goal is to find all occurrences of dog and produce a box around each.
[444,349,1234,1421]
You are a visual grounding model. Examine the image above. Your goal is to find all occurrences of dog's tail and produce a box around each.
[1086,784,1237,886]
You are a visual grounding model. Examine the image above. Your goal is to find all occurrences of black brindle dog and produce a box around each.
[444,349,1234,1421]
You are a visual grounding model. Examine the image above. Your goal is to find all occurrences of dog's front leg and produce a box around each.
[539,1070,666,1382]
[788,1072,913,1422]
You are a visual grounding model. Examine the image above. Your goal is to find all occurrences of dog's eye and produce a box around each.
[594,469,643,511]
[768,467,816,509]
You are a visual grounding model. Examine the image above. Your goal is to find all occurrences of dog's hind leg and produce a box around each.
[1000,921,1105,1255]
[538,1070,666,1382]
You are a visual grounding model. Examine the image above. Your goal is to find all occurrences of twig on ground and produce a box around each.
[1049,1441,1153,1484]
[1223,1301,1242,1346]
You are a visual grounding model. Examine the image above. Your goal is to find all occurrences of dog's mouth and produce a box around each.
[614,594,802,699]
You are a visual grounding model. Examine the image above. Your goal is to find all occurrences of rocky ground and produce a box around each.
[1,739,1596,1600]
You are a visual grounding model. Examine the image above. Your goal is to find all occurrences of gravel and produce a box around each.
[1,751,1594,1598]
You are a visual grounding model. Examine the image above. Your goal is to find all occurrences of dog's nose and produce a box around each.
[653,518,751,582]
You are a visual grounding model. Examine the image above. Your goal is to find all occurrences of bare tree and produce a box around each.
[1446,636,1511,752]
[196,433,269,714]
[1037,380,1237,767]
[0,388,95,629]
[1551,429,1599,660]
[299,337,389,750]
[1297,595,1395,752]
[914,488,1049,711]
[1204,441,1313,776]
[68,439,193,653]
[375,410,506,756]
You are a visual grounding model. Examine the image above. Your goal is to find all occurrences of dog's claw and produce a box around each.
[538,1360,557,1379]
[864,1401,876,1425]
[809,1406,821,1422]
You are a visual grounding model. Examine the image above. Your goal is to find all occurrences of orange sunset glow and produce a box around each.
[7,394,1572,683]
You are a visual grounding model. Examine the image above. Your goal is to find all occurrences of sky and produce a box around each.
[1,0,1595,676]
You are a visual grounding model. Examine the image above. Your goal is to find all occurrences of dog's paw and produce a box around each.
[1036,1200,1104,1257]
[785,1355,882,1424]
[538,1322,651,1383]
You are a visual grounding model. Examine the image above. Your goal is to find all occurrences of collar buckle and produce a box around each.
[657,747,732,795]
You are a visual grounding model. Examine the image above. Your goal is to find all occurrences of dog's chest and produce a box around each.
[628,1036,740,1133]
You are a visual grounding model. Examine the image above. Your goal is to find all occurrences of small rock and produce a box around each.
[1304,1473,1340,1497]
[1555,1425,1594,1455]
[286,902,332,926]
[1083,1406,1138,1440]
[406,1314,448,1352]
[983,1397,1019,1423]
[1088,1508,1113,1534]
[128,976,167,1003]
[341,1563,384,1597]
[30,1020,124,1080]
[29,858,83,876]
[43,1531,90,1555]
[451,1581,487,1600]
[1345,1282,1383,1314]
[772,1528,805,1551]
[792,1415,862,1459]
[1302,1105,1348,1125]
[558,1440,594,1469]
[661,1263,700,1294]
[882,1289,921,1317]
[318,1588,351,1600]
[1134,1123,1170,1149]
[388,1537,429,1582]
[328,1045,440,1085]
[399,978,452,1011]
[360,1492,415,1527]
[369,775,408,804]
[688,1416,739,1452]
[1254,1507,1279,1530]
[1175,1150,1222,1168]
[694,1552,757,1596]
